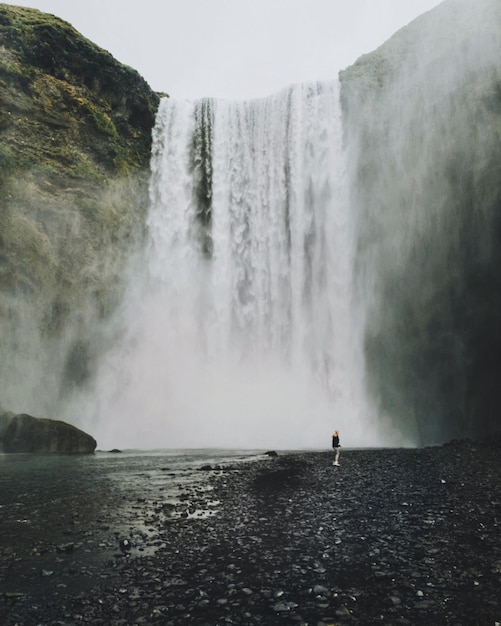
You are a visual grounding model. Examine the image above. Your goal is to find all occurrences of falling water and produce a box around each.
[88,81,387,450]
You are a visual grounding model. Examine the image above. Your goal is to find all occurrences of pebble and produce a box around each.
[335,606,351,618]
[273,601,299,612]
[384,595,402,607]
[2,446,500,626]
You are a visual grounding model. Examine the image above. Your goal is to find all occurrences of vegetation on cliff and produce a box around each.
[0,4,160,419]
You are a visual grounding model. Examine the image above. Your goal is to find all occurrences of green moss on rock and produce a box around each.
[0,3,161,414]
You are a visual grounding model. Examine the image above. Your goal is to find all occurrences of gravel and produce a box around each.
[1,441,500,625]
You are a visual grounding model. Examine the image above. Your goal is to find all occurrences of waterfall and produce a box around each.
[87,81,389,450]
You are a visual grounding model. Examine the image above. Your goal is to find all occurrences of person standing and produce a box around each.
[332,430,341,466]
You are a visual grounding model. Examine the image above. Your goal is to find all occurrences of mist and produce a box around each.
[343,0,501,443]
[0,173,148,423]
[70,82,402,451]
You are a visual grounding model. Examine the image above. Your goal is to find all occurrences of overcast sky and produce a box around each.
[5,0,444,99]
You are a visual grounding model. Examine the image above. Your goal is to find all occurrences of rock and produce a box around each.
[273,601,298,612]
[384,595,402,607]
[414,600,437,610]
[56,542,77,554]
[109,449,123,453]
[119,539,132,553]
[4,592,26,598]
[335,606,351,618]
[0,412,96,453]
[2,446,501,624]
[265,450,278,457]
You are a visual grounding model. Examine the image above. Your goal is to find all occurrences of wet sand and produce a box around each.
[1,442,500,625]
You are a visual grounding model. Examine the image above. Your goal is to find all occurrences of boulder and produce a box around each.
[0,411,96,453]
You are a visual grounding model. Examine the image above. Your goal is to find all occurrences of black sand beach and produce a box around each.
[1,443,500,625]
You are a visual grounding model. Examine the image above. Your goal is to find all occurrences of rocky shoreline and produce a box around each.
[1,443,500,625]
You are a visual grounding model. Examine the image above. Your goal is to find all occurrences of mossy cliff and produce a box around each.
[0,4,160,417]
[340,0,501,443]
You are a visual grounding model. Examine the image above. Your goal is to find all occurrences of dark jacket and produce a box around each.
[332,435,340,448]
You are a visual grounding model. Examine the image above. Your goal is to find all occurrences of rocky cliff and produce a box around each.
[3,1,501,447]
[0,5,159,420]
[340,0,501,443]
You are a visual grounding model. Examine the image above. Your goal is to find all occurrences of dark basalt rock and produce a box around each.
[1,448,500,624]
[0,411,96,453]
[198,464,214,471]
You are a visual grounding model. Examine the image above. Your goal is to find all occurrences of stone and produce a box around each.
[312,585,329,595]
[56,542,77,554]
[414,600,436,610]
[119,539,131,553]
[335,606,351,618]
[0,412,96,453]
[5,592,26,598]
[273,601,298,612]
[384,595,402,607]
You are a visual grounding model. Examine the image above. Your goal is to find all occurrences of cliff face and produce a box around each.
[340,0,501,443]
[0,4,159,418]
[3,2,500,446]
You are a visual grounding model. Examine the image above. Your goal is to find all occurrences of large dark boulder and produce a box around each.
[0,411,96,453]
